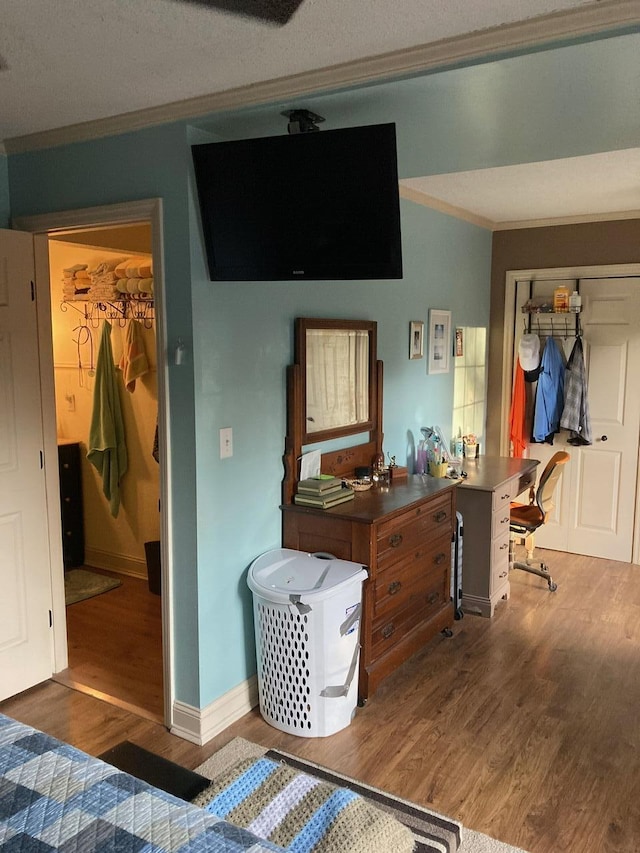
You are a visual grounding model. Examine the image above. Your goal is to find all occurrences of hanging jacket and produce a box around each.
[560,336,592,445]
[532,337,565,443]
[509,357,527,458]
[87,321,128,517]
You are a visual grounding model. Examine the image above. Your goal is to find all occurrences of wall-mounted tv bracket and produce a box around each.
[281,109,325,134]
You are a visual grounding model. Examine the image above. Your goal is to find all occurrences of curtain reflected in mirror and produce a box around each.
[305,328,369,434]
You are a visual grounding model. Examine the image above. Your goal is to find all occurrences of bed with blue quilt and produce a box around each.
[0,712,284,852]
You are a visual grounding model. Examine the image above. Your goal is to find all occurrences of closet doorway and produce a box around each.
[501,265,640,565]
[49,225,162,720]
[14,200,171,726]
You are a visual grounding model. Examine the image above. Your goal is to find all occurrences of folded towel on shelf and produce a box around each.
[126,278,142,294]
[90,257,128,276]
[114,259,132,279]
[75,269,91,280]
[138,277,153,293]
[90,271,119,287]
[63,264,88,275]
[88,285,120,300]
[119,319,149,392]
[124,257,152,278]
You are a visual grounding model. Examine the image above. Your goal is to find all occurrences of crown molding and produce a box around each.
[494,208,640,230]
[399,184,495,229]
[400,183,640,231]
[4,0,639,155]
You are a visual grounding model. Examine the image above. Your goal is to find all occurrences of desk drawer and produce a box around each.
[374,533,450,619]
[492,506,512,540]
[371,571,448,660]
[376,492,453,571]
[491,532,510,591]
[492,483,517,513]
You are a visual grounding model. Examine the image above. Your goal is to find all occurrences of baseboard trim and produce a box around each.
[84,547,147,579]
[171,676,259,746]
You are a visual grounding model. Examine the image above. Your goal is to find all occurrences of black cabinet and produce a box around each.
[58,441,85,569]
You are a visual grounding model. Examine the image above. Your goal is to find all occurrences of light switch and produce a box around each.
[219,427,233,459]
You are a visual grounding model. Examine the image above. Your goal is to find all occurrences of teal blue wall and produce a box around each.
[0,154,9,228]
[6,31,639,711]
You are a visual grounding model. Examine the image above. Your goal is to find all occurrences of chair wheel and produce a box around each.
[549,581,558,592]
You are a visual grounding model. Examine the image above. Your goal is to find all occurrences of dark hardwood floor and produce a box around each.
[3,548,640,852]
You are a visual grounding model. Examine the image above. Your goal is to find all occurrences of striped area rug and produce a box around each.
[195,739,461,853]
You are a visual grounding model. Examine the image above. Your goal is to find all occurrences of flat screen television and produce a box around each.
[191,122,403,281]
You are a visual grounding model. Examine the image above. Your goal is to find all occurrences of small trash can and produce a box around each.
[247,548,368,738]
[144,540,161,595]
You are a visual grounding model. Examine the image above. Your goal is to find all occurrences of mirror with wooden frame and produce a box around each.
[282,318,383,505]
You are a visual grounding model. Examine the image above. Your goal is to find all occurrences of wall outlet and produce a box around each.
[219,427,233,459]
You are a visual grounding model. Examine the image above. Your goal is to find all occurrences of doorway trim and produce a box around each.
[500,261,640,564]
[13,199,173,725]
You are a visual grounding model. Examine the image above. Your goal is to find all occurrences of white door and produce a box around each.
[0,229,54,700]
[529,278,640,561]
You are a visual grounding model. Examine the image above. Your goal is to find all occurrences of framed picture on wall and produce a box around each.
[409,321,424,359]
[428,309,452,374]
[455,327,464,357]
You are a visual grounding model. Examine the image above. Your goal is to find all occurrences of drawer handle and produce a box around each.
[382,623,395,640]
[387,580,402,596]
[499,571,507,579]
[427,591,439,605]
[434,511,447,523]
[63,463,70,469]
[502,516,509,524]
[434,552,447,565]
[65,497,71,503]
[501,492,510,500]
[499,542,509,550]
[389,533,403,548]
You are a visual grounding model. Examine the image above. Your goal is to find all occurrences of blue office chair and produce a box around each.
[509,451,570,592]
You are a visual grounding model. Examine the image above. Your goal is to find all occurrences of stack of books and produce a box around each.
[293,476,355,509]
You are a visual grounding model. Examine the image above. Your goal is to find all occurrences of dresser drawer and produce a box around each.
[371,570,449,660]
[374,532,450,619]
[376,492,453,571]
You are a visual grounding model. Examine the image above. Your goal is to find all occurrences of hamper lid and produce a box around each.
[247,548,367,603]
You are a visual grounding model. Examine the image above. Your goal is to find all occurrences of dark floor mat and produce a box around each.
[98,740,210,801]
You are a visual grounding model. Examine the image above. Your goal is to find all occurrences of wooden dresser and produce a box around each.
[282,475,457,703]
[456,456,538,617]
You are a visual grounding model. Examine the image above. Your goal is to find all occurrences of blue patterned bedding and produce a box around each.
[0,713,284,852]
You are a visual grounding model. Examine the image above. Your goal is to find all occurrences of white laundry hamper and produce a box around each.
[247,548,368,738]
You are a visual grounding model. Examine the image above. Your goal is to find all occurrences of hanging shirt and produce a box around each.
[509,357,527,458]
[532,337,565,443]
[87,321,128,517]
[560,336,592,445]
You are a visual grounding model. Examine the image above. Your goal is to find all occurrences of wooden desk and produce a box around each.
[456,456,539,618]
[282,475,457,703]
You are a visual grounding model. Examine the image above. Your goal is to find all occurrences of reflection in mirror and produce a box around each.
[305,328,369,434]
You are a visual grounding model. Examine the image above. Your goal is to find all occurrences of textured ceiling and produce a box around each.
[0,0,602,142]
[1,0,638,225]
